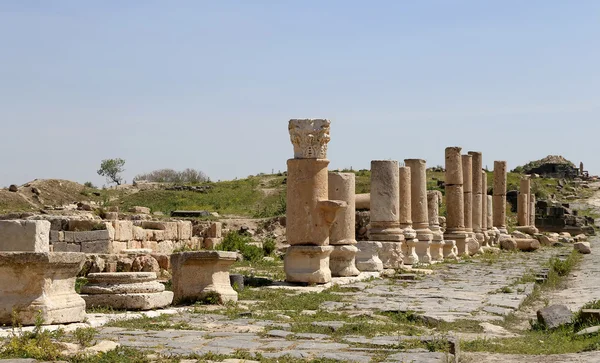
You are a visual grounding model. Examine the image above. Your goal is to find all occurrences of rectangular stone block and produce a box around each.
[177,221,192,240]
[141,221,178,240]
[128,240,142,249]
[68,220,100,231]
[50,230,64,243]
[190,237,204,249]
[63,231,76,243]
[203,237,222,249]
[105,262,118,272]
[52,242,68,252]
[133,226,146,241]
[157,240,174,254]
[73,230,110,243]
[66,243,81,252]
[112,241,127,254]
[81,240,112,254]
[0,220,50,252]
[208,222,222,238]
[142,240,158,251]
[152,230,165,242]
[113,221,133,242]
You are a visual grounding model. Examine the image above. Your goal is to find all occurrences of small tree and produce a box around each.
[97,158,125,185]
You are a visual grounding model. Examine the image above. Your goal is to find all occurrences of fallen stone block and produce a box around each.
[499,238,517,251]
[0,220,50,252]
[574,242,591,254]
[514,238,540,252]
[576,326,600,336]
[537,305,573,329]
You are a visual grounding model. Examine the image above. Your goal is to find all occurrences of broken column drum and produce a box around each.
[404,159,432,263]
[328,172,360,277]
[368,160,404,268]
[399,166,419,265]
[285,119,345,283]
[427,190,444,262]
[493,161,508,234]
[444,147,466,257]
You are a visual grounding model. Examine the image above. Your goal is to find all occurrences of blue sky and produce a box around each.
[1,1,598,187]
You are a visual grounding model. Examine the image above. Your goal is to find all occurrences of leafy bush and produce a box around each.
[73,327,97,348]
[263,238,276,256]
[218,231,264,262]
[83,181,96,188]
[0,312,62,360]
[133,168,208,184]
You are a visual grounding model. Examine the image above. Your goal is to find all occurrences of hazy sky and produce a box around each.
[1,1,598,187]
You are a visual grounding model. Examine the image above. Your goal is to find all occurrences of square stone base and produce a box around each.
[82,291,173,310]
[284,245,333,284]
[356,241,383,272]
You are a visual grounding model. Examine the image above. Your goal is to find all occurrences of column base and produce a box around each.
[445,231,469,257]
[284,245,333,284]
[401,238,419,265]
[415,229,433,263]
[356,241,383,272]
[330,245,360,277]
[378,241,404,269]
[368,222,403,242]
[430,239,445,262]
[443,240,458,260]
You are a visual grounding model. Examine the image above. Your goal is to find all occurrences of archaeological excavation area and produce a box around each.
[0,119,599,363]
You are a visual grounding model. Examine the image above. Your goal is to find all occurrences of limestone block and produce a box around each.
[208,222,222,238]
[288,119,330,159]
[430,240,444,262]
[329,245,360,277]
[81,272,172,310]
[538,234,559,246]
[81,240,112,254]
[500,238,517,251]
[574,242,591,254]
[129,206,151,214]
[67,243,81,252]
[356,241,383,272]
[204,237,222,249]
[53,242,67,252]
[401,238,419,265]
[177,221,193,240]
[50,230,64,243]
[112,241,127,253]
[105,222,115,240]
[0,252,86,325]
[103,212,119,221]
[68,220,99,231]
[141,221,178,240]
[378,241,404,269]
[152,230,165,242]
[141,241,158,251]
[442,240,458,260]
[467,237,480,255]
[190,237,203,249]
[157,240,174,254]
[73,230,110,243]
[537,305,573,329]
[284,245,333,284]
[133,226,147,241]
[170,251,238,304]
[0,220,50,252]
[113,221,134,242]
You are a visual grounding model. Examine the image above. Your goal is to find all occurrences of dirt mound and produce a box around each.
[17,179,94,208]
[0,190,34,213]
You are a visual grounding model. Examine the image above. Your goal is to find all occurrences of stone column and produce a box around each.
[399,166,418,264]
[285,119,346,284]
[368,160,404,269]
[443,147,464,258]
[468,152,484,245]
[427,190,444,261]
[462,154,479,255]
[480,170,490,247]
[493,161,508,234]
[404,159,432,263]
[328,172,359,277]
[518,177,530,227]
[529,194,536,227]
[487,195,499,245]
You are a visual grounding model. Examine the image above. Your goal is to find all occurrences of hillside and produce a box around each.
[0,170,587,217]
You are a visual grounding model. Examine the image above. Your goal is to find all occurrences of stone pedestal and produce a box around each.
[427,190,444,262]
[0,220,50,253]
[285,245,334,283]
[444,147,468,257]
[356,241,383,272]
[399,166,418,265]
[0,252,86,325]
[81,272,173,310]
[328,172,359,277]
[405,159,432,263]
[369,160,404,268]
[330,245,360,276]
[285,119,346,284]
[493,161,508,235]
[170,251,238,304]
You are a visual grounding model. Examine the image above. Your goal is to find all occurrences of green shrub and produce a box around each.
[0,312,62,360]
[73,327,97,348]
[218,231,264,262]
[263,238,276,256]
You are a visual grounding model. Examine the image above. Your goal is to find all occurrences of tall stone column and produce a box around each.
[468,152,484,245]
[285,119,346,284]
[529,194,536,227]
[480,170,489,247]
[427,190,444,261]
[328,172,360,277]
[405,159,432,263]
[399,166,418,264]
[443,147,465,258]
[517,177,530,227]
[368,160,404,269]
[462,154,479,255]
[493,161,508,234]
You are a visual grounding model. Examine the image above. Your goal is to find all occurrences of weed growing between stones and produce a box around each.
[0,312,63,360]
[105,313,192,331]
[73,327,98,348]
